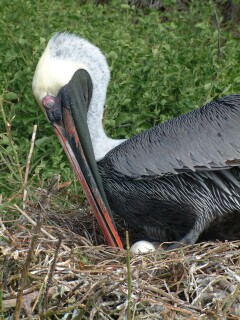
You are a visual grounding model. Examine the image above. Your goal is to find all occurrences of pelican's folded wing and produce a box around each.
[104,95,240,178]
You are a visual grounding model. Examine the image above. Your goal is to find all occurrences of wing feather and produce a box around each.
[103,95,240,178]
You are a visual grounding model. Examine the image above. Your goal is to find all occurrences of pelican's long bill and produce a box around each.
[41,69,123,248]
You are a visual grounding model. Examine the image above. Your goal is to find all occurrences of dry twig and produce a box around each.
[23,124,37,208]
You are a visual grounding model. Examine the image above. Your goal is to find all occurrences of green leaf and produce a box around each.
[3,92,19,102]
[204,83,212,91]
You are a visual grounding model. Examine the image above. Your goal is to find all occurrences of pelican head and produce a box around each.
[33,32,110,110]
[32,33,123,248]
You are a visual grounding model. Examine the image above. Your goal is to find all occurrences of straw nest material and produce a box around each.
[1,185,240,319]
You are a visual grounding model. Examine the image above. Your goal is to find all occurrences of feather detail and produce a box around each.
[102,95,240,178]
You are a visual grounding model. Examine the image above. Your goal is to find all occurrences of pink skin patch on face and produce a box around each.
[42,94,56,109]
[42,94,62,123]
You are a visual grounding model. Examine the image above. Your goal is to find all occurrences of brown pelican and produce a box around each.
[33,32,240,250]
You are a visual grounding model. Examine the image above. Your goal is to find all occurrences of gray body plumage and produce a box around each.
[98,95,240,244]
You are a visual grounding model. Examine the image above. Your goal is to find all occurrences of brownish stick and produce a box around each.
[23,124,37,208]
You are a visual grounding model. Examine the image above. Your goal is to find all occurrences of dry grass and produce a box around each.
[1,186,240,320]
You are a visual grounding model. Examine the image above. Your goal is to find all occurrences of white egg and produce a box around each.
[130,240,160,254]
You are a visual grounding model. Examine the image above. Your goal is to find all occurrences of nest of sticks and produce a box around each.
[1,180,240,319]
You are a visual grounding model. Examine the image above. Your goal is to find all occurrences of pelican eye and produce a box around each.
[42,95,56,110]
[45,101,54,109]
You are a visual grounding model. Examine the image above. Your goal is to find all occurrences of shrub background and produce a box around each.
[1,0,240,201]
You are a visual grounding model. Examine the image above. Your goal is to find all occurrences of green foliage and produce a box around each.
[1,0,240,200]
